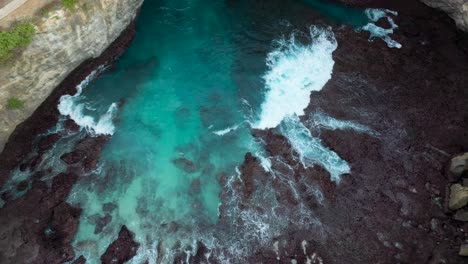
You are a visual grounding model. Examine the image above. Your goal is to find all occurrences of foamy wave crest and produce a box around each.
[213,124,241,136]
[58,66,118,136]
[255,26,337,129]
[362,9,402,49]
[279,115,350,183]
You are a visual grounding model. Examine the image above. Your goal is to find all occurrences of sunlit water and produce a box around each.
[0,0,401,262]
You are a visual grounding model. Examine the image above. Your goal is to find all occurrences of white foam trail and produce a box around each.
[309,112,371,133]
[255,26,337,129]
[213,124,241,136]
[279,115,350,183]
[362,9,402,49]
[58,66,118,136]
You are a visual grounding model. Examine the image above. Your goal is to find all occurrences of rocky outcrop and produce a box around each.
[421,0,468,31]
[100,226,139,264]
[0,0,144,152]
[449,184,468,210]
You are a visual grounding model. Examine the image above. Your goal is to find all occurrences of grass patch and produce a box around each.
[0,22,35,62]
[62,0,79,12]
[7,98,25,110]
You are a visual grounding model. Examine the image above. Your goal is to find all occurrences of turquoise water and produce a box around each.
[0,0,402,262]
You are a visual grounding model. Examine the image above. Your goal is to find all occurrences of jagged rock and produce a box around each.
[72,255,86,264]
[100,226,139,264]
[449,153,468,178]
[449,184,468,210]
[94,214,112,234]
[453,210,468,222]
[61,150,85,165]
[459,244,468,257]
[64,119,81,133]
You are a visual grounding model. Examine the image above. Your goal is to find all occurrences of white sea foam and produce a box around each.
[309,112,371,133]
[279,115,350,183]
[213,124,241,136]
[57,66,118,136]
[362,9,402,49]
[255,26,337,129]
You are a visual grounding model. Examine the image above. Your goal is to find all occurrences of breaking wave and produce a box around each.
[57,67,118,136]
[255,26,337,129]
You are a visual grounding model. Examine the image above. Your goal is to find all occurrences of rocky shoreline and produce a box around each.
[238,1,468,263]
[0,17,140,264]
[0,0,467,263]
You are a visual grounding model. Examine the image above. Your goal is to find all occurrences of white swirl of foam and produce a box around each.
[255,26,337,129]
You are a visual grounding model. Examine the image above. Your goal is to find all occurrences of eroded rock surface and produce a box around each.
[100,226,140,264]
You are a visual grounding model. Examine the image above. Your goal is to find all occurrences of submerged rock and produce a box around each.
[172,157,197,173]
[100,226,139,264]
[94,214,112,234]
[38,133,62,153]
[449,184,468,210]
[72,255,86,264]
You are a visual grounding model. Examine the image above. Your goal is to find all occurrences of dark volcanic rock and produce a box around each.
[172,157,197,173]
[0,17,138,188]
[100,226,139,264]
[64,119,81,133]
[0,16,139,264]
[239,1,468,263]
[38,133,62,153]
[60,135,109,172]
[72,255,86,264]
[103,202,118,213]
[94,214,112,234]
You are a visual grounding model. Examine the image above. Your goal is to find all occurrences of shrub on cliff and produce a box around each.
[0,22,35,62]
[62,0,79,11]
[6,97,25,110]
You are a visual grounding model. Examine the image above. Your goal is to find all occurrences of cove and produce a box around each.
[0,0,401,262]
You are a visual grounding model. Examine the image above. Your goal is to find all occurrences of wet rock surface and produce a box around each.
[235,1,468,263]
[0,19,138,264]
[100,226,140,264]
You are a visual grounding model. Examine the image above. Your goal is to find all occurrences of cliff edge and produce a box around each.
[0,0,143,152]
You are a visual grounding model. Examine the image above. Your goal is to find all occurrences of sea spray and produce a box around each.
[279,115,350,183]
[255,26,337,129]
[57,66,118,136]
[362,9,402,49]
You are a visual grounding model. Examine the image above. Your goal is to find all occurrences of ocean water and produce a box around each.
[0,0,402,262]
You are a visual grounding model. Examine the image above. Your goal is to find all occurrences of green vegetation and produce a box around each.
[0,22,35,62]
[62,0,79,11]
[6,98,25,110]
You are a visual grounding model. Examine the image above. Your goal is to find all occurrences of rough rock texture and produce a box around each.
[449,184,468,210]
[0,9,139,263]
[332,0,468,32]
[0,12,139,188]
[421,0,468,31]
[0,0,144,152]
[450,153,468,177]
[235,1,468,263]
[100,226,139,264]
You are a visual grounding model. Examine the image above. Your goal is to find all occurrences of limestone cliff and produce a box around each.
[421,0,468,31]
[0,0,143,152]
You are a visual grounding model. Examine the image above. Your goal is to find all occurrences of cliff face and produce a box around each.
[421,0,468,31]
[0,0,143,152]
